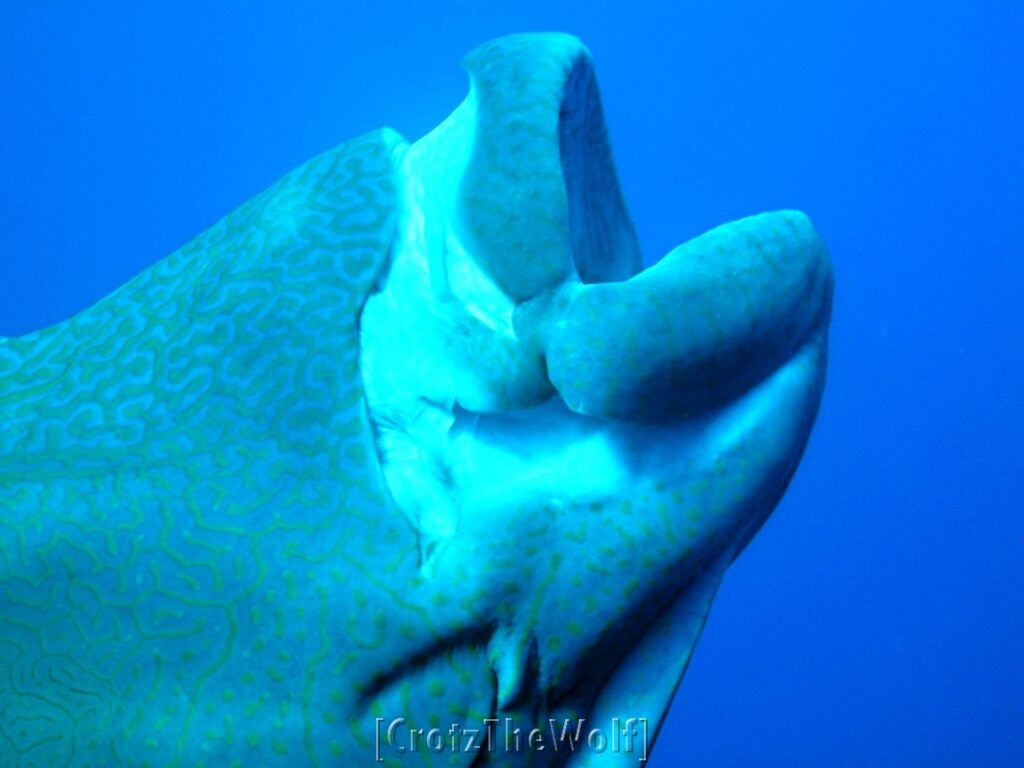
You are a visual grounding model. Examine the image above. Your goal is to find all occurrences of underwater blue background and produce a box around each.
[1,2,1020,766]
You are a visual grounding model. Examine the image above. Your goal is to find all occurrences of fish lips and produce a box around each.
[541,209,834,422]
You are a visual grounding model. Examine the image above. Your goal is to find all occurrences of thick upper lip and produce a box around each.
[542,209,834,422]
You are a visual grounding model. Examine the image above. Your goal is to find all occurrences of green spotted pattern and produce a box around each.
[0,129,443,767]
[0,31,832,768]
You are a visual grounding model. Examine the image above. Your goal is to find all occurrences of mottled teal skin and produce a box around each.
[0,34,832,767]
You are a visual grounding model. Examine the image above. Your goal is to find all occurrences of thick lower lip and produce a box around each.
[542,209,833,421]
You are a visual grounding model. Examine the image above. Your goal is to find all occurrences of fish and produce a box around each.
[0,32,832,767]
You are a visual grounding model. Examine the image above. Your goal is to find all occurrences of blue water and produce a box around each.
[1,2,1020,766]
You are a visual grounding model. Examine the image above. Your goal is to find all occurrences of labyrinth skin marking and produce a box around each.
[0,33,832,767]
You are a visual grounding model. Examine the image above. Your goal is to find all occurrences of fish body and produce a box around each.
[0,33,831,767]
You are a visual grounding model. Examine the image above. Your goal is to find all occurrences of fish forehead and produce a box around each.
[1,130,399,470]
[0,129,445,765]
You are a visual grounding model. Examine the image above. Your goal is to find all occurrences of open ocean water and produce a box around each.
[1,2,1021,766]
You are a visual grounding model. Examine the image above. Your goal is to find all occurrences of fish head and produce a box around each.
[0,32,831,768]
[357,31,833,760]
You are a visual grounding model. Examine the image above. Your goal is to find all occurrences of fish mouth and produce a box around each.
[418,32,835,425]
[359,32,833,567]
[533,43,834,423]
